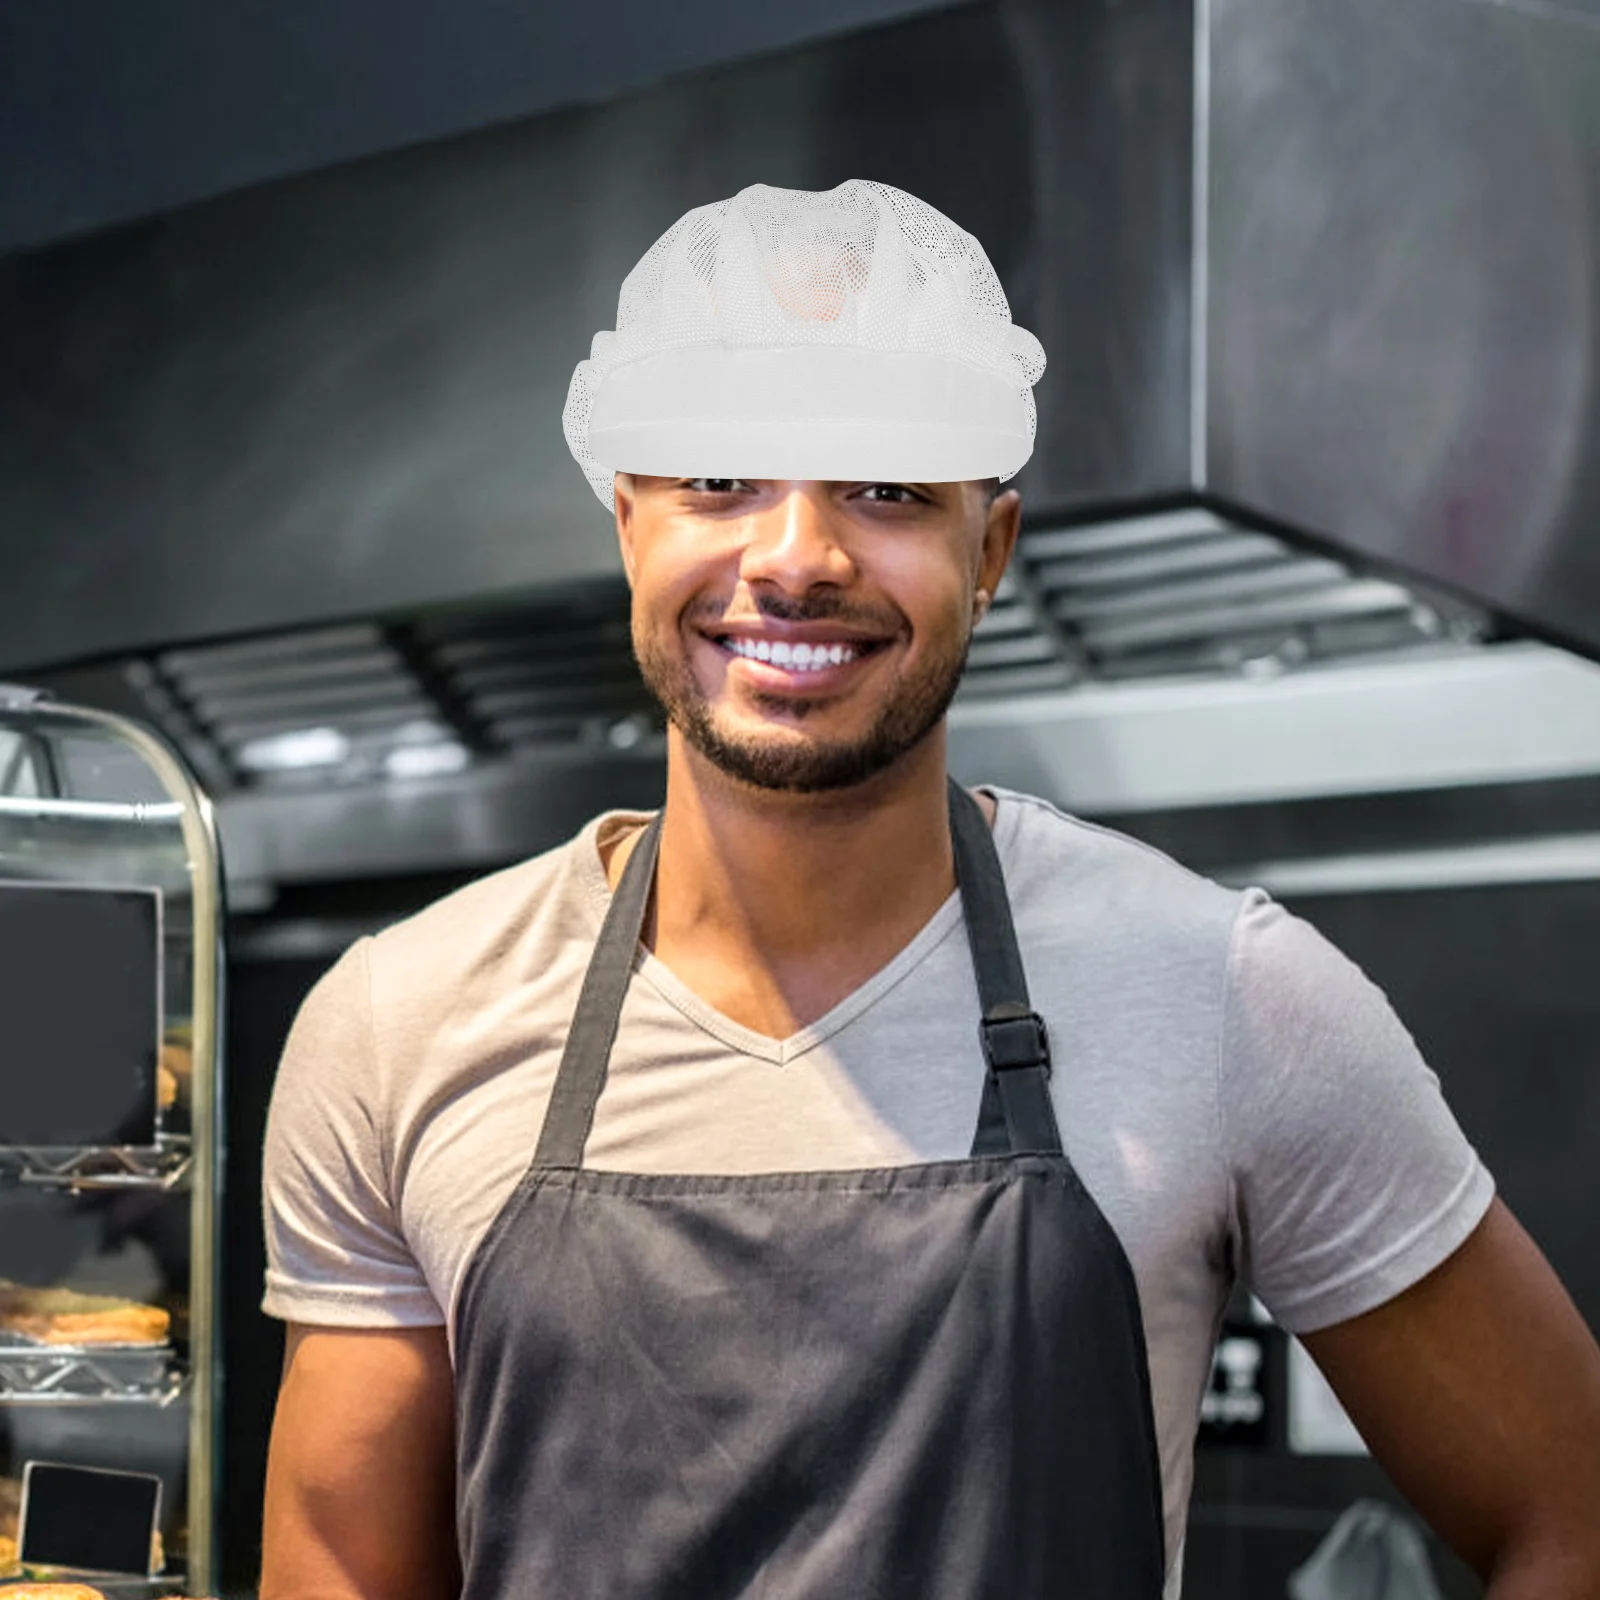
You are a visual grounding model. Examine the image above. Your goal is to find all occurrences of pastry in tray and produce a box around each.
[0,1577,174,1596]
[0,1583,198,1599]
[157,1037,192,1112]
[1,1478,25,1577]
[0,1584,111,1597]
[0,1283,169,1348]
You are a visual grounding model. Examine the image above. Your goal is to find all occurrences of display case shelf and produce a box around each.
[0,1345,186,1407]
[0,1136,194,1192]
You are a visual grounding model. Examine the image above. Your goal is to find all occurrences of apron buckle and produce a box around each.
[979,1003,1052,1074]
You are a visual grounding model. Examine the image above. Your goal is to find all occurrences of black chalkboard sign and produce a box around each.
[18,1461,162,1575]
[0,882,161,1147]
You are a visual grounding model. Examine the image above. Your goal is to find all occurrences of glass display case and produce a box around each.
[0,684,223,1596]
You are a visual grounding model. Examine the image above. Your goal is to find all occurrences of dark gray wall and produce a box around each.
[0,0,973,253]
[1300,880,1600,1336]
[0,0,1196,675]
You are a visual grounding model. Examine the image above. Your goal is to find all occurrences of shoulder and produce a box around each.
[990,785,1245,946]
[990,788,1416,1060]
[361,811,636,1009]
[271,835,590,1098]
[982,786,1252,1062]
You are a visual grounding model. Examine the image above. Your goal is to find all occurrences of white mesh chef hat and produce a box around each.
[563,179,1047,512]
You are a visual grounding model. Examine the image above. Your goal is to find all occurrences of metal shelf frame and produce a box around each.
[0,1346,186,1407]
[0,1136,194,1191]
[0,686,224,1594]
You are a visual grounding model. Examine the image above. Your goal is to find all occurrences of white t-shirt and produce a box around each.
[262,786,1495,1594]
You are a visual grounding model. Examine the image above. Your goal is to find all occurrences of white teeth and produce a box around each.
[723,637,860,672]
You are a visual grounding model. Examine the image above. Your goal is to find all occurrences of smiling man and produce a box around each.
[259,181,1600,1600]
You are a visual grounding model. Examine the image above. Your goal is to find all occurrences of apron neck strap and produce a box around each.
[949,781,1063,1158]
[534,781,1062,1169]
[533,811,664,1169]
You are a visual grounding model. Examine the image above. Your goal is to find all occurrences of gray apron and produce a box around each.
[452,781,1166,1598]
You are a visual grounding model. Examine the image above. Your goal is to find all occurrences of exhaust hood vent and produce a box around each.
[412,591,659,756]
[105,510,1495,797]
[150,624,437,789]
[139,588,662,794]
[962,509,1491,699]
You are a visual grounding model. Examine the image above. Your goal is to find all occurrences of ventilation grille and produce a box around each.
[113,509,1493,792]
[961,507,1489,699]
[412,591,657,754]
[137,588,660,792]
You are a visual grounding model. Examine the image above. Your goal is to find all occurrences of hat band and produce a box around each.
[588,344,1031,482]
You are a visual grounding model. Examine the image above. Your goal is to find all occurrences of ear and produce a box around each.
[614,472,638,587]
[977,487,1022,602]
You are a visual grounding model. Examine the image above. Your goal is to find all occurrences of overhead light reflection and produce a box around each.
[385,741,471,780]
[236,726,351,772]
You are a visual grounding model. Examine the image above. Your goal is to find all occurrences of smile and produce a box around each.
[714,636,878,673]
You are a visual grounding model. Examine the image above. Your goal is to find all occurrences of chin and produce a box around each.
[640,628,966,794]
[680,714,923,795]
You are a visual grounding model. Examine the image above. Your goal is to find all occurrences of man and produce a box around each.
[260,181,1600,1598]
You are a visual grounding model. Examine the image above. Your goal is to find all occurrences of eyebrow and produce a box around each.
[657,478,952,499]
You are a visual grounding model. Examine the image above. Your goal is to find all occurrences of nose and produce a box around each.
[736,482,857,595]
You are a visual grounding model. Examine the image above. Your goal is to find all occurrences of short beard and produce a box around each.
[635,614,971,795]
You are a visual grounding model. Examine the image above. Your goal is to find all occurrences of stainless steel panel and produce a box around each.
[1212,834,1600,896]
[993,0,1197,509]
[218,747,666,888]
[1206,0,1600,657]
[205,642,1600,888]
[946,643,1600,814]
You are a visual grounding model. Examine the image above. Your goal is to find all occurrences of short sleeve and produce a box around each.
[261,937,443,1327]
[1220,891,1495,1335]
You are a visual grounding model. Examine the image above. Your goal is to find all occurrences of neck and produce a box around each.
[626,726,969,1036]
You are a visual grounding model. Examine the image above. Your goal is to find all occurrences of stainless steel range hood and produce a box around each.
[3,0,1598,669]
[3,0,1600,893]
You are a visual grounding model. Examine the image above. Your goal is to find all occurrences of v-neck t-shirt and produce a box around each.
[262,785,1494,1593]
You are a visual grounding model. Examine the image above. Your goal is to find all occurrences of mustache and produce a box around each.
[685,592,903,631]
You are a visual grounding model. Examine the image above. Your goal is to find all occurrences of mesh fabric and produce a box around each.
[563,180,1046,512]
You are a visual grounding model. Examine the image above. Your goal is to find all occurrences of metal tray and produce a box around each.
[0,1340,181,1404]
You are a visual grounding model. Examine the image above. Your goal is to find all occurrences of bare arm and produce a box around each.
[1304,1197,1600,1596]
[260,1323,460,1600]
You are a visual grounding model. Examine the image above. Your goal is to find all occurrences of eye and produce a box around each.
[683,478,752,495]
[855,483,925,505]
